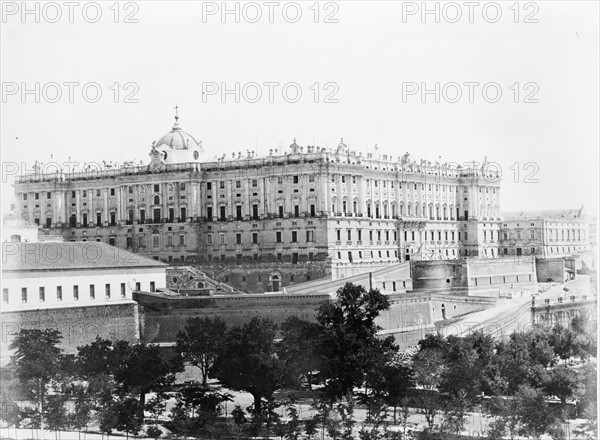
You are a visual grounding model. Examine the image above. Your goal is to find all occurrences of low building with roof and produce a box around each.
[499,206,591,259]
[1,242,167,360]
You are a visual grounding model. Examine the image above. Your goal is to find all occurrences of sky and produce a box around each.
[1,1,598,216]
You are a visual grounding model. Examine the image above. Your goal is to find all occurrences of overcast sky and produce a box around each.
[1,1,598,216]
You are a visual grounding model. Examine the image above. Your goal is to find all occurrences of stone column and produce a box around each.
[103,189,109,226]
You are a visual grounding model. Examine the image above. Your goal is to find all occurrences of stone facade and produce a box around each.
[499,207,591,259]
[13,116,502,292]
[1,302,140,356]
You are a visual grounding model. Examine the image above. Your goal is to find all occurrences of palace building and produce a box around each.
[500,207,591,259]
[12,112,502,292]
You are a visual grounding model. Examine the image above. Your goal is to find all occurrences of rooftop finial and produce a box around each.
[172,104,181,130]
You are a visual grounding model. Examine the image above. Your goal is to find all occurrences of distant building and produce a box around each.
[499,207,591,259]
[1,242,167,312]
[2,214,40,243]
[12,111,502,292]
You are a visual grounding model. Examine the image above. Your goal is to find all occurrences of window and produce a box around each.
[73,285,79,301]
[293,175,299,184]
[152,235,159,248]
[310,204,316,217]
[154,184,160,192]
[105,284,111,298]
[236,205,242,220]
[121,283,126,298]
[236,233,242,244]
[292,231,298,242]
[23,193,27,201]
[180,207,186,221]
[530,230,535,239]
[337,230,341,241]
[207,234,213,245]
[2,288,8,304]
[90,284,95,299]
[150,282,155,292]
[39,287,45,302]
[179,235,185,246]
[21,288,27,303]
[56,286,62,301]
[252,232,258,244]
[294,205,300,217]
[110,188,115,196]
[252,179,258,187]
[220,206,226,221]
[252,204,259,220]
[348,230,352,241]
[277,253,282,261]
[110,212,116,226]
[276,231,282,243]
[307,230,314,242]
[135,282,141,291]
[220,181,225,189]
[206,206,213,220]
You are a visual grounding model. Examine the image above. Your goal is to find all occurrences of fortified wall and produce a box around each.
[135,292,330,344]
[1,302,140,356]
[411,258,538,296]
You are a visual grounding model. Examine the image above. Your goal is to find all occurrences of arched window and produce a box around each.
[154,195,160,205]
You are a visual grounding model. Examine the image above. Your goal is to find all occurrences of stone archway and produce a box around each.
[270,273,281,292]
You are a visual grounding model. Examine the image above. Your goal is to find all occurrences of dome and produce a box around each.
[156,115,200,151]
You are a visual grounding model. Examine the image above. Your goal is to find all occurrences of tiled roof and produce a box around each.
[2,242,167,272]
[502,207,585,221]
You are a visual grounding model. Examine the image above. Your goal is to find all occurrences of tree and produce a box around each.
[9,329,64,432]
[112,341,177,420]
[283,399,302,440]
[549,324,574,362]
[311,399,334,440]
[304,417,319,440]
[45,394,69,440]
[76,337,117,407]
[317,283,395,401]
[176,316,227,386]
[412,348,445,430]
[514,385,553,439]
[145,393,167,425]
[213,317,287,417]
[368,357,413,424]
[544,364,580,405]
[146,425,163,440]
[114,397,142,439]
[278,316,323,389]
[495,329,555,395]
[70,386,93,440]
[488,396,522,440]
[231,404,248,438]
